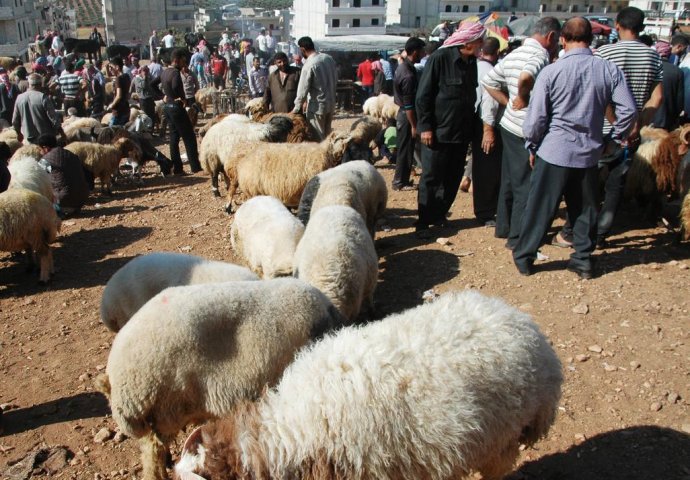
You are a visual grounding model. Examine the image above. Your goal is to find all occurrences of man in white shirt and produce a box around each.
[266,29,276,58]
[256,29,268,60]
[162,30,175,49]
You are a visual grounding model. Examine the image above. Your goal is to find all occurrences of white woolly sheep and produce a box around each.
[99,278,346,480]
[362,93,392,121]
[8,155,55,202]
[227,131,353,212]
[230,196,305,279]
[0,188,61,284]
[100,252,260,332]
[297,160,387,239]
[0,128,20,154]
[199,114,292,198]
[10,144,43,162]
[63,117,101,144]
[195,87,220,117]
[66,138,142,195]
[293,205,378,323]
[380,98,400,122]
[176,290,563,480]
[197,114,228,138]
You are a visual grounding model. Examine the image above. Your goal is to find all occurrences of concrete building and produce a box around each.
[232,8,291,42]
[35,1,77,38]
[292,0,387,38]
[0,0,38,59]
[102,0,209,45]
[387,0,490,30]
[629,0,689,13]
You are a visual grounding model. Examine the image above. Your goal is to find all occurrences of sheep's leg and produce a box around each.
[225,177,239,214]
[210,170,220,197]
[140,431,170,480]
[24,249,36,273]
[38,248,53,285]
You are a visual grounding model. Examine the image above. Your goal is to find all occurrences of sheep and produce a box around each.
[0,128,20,155]
[293,205,378,323]
[0,188,61,284]
[380,98,400,122]
[682,192,690,241]
[0,57,16,72]
[100,252,260,332]
[198,114,228,138]
[63,117,101,144]
[100,108,141,127]
[200,114,292,198]
[66,138,142,195]
[10,144,43,162]
[297,160,387,239]
[7,155,55,202]
[342,115,384,164]
[99,278,346,480]
[244,98,317,143]
[195,87,220,117]
[175,289,564,480]
[230,196,305,279]
[227,131,353,212]
[361,93,392,120]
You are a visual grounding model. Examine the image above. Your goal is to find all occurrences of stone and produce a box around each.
[113,432,127,444]
[436,237,450,246]
[603,363,618,372]
[574,433,586,442]
[93,428,113,444]
[630,361,641,370]
[667,392,680,404]
[588,345,603,353]
[650,402,662,412]
[575,354,590,362]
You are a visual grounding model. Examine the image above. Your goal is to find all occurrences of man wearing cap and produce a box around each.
[414,22,485,235]
[481,17,561,249]
[12,74,62,144]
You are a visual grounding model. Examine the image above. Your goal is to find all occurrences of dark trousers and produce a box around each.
[513,157,598,272]
[140,97,156,124]
[597,149,628,240]
[496,127,532,247]
[471,119,502,223]
[63,98,85,117]
[163,103,201,173]
[418,141,468,226]
[393,109,414,188]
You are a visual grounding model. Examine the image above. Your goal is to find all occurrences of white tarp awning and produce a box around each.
[314,35,409,52]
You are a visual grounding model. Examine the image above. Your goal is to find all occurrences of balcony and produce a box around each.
[0,6,14,19]
[324,24,386,35]
[325,4,386,14]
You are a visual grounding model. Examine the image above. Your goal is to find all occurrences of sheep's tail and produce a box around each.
[140,431,170,480]
[94,373,111,399]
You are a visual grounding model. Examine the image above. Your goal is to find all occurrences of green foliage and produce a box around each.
[237,0,293,9]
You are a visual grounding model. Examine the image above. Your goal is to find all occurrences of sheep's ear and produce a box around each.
[680,125,690,146]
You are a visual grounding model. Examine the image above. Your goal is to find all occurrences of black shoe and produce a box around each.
[190,167,203,174]
[596,236,608,249]
[514,261,533,276]
[505,241,515,251]
[567,264,594,280]
[173,170,188,176]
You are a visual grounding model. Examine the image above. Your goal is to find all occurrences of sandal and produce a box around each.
[551,232,573,248]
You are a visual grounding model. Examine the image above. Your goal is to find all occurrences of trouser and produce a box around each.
[163,103,201,173]
[393,108,414,188]
[90,96,104,118]
[140,97,156,123]
[213,75,225,89]
[109,112,129,127]
[307,111,334,141]
[471,119,503,222]
[63,97,85,117]
[513,157,598,272]
[597,148,628,240]
[417,141,469,226]
[496,127,532,247]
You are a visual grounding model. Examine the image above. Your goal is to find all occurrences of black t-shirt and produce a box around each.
[113,73,131,116]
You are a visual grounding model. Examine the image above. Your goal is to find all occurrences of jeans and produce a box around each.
[393,108,414,189]
[109,112,129,127]
[163,103,201,173]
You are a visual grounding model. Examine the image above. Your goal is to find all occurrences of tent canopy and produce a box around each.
[315,35,409,53]
[508,15,541,36]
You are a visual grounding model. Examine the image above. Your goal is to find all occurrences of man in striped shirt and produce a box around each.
[58,62,85,116]
[594,7,663,248]
[482,17,561,250]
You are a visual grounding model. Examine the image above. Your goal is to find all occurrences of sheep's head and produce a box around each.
[326,131,354,167]
[114,138,142,162]
[242,97,269,121]
[678,124,690,157]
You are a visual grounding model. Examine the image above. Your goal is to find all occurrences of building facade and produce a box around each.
[0,0,37,59]
[35,1,77,38]
[292,0,387,38]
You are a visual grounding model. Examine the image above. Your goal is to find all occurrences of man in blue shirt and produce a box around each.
[513,17,637,279]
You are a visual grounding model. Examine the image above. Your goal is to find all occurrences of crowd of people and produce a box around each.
[2,7,689,281]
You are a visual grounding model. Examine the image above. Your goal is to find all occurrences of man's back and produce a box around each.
[302,52,337,114]
[13,90,58,142]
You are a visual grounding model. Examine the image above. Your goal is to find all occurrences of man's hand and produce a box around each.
[411,126,417,138]
[512,95,528,111]
[529,153,535,169]
[481,126,495,154]
[420,131,433,147]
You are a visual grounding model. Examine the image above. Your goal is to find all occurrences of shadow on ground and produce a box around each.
[506,425,690,480]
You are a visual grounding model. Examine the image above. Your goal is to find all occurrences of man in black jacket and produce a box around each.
[415,22,485,235]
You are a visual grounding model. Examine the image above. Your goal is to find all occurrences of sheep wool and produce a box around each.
[229,131,353,210]
[9,144,43,162]
[176,290,563,480]
[100,252,260,332]
[230,196,305,278]
[682,193,690,241]
[293,205,378,323]
[66,138,141,194]
[297,160,387,239]
[0,188,61,284]
[102,278,346,480]
[0,128,20,154]
[8,155,55,202]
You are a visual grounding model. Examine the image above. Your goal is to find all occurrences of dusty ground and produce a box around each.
[1,114,689,480]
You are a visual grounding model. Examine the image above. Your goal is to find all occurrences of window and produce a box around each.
[332,18,340,27]
[445,5,452,11]
[353,18,360,27]
[462,5,468,11]
[572,5,578,11]
[372,18,379,25]
[333,0,340,6]
[556,4,562,11]
[372,0,379,4]
[17,23,22,41]
[354,0,361,6]
[479,5,485,11]
[172,13,179,20]
[415,16,421,28]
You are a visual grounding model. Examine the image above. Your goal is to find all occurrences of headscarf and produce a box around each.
[35,56,48,66]
[371,60,383,72]
[0,68,11,98]
[75,58,85,70]
[655,41,672,58]
[442,22,486,48]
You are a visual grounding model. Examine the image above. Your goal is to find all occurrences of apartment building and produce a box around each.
[0,0,37,59]
[292,0,387,38]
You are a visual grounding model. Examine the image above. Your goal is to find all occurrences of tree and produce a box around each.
[237,0,293,9]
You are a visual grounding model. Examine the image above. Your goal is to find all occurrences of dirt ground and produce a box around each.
[1,114,689,480]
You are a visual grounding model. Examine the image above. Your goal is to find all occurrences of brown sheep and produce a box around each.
[66,138,142,195]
